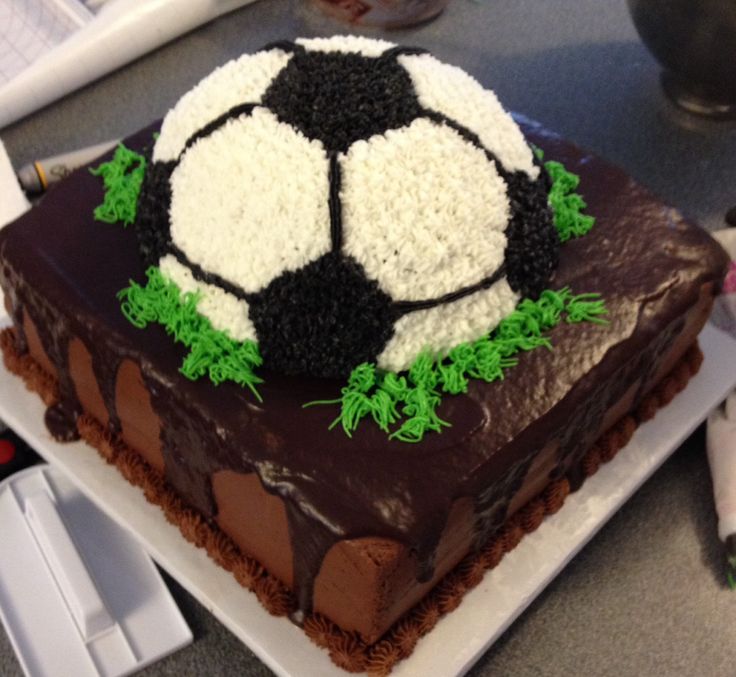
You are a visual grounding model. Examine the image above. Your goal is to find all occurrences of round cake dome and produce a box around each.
[135,35,559,378]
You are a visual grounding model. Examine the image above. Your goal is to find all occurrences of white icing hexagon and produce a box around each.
[377,279,520,372]
[296,35,396,57]
[169,107,331,294]
[159,255,257,342]
[341,117,510,302]
[398,53,538,178]
[154,48,293,162]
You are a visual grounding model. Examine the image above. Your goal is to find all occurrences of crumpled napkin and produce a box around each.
[706,227,736,584]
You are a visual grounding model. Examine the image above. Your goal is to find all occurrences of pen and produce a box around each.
[707,226,736,587]
[16,139,119,195]
[707,393,736,587]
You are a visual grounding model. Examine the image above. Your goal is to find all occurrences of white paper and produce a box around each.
[0,0,92,85]
[0,0,260,128]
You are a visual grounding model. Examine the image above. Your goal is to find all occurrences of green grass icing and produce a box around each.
[533,147,596,243]
[105,144,603,441]
[117,267,263,399]
[307,288,608,442]
[546,160,596,242]
[89,144,147,226]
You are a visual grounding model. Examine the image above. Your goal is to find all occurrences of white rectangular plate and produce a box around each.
[1,322,735,677]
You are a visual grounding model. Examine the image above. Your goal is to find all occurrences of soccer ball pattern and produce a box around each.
[135,35,559,378]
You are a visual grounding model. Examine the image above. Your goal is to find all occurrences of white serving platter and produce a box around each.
[1,321,735,677]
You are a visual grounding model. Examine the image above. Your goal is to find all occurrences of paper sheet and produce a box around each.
[0,0,93,85]
[0,0,260,128]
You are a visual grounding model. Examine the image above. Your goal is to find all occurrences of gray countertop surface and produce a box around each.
[1,0,735,675]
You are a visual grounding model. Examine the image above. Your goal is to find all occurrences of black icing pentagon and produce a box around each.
[262,49,422,153]
[503,167,559,299]
[135,158,175,267]
[248,252,395,378]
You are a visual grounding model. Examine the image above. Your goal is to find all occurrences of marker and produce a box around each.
[707,393,736,588]
[16,139,119,195]
[707,227,736,588]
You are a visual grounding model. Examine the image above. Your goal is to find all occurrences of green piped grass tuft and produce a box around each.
[89,143,147,226]
[306,288,608,442]
[117,267,263,399]
[546,160,595,242]
[535,146,596,243]
[104,145,604,441]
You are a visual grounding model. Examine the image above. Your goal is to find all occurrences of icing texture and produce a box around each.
[340,117,511,302]
[543,156,596,242]
[130,37,563,379]
[153,48,293,162]
[89,144,147,226]
[168,107,331,294]
[117,267,263,397]
[316,287,608,442]
[159,254,256,342]
[398,53,538,178]
[261,45,422,153]
[248,253,395,378]
[295,35,397,57]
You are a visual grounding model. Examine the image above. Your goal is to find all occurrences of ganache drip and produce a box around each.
[0,122,727,623]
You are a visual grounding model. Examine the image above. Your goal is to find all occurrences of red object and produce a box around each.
[311,0,449,28]
[724,261,736,294]
[0,439,16,464]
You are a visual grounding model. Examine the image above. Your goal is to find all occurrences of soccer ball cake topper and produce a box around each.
[134,35,560,379]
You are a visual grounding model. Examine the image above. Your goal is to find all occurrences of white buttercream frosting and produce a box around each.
[151,36,544,373]
[168,107,331,295]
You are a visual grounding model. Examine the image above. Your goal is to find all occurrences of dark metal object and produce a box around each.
[0,429,42,482]
[726,206,736,227]
[627,0,736,119]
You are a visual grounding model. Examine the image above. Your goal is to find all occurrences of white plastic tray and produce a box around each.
[1,322,736,677]
[0,464,192,677]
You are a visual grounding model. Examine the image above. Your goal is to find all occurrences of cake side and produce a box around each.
[0,118,728,645]
[0,324,706,674]
[6,282,716,641]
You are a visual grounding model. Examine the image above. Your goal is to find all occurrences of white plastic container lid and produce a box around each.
[0,464,192,677]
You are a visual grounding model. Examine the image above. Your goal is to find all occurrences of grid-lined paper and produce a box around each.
[0,0,94,84]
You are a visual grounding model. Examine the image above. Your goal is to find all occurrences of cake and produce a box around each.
[0,36,729,674]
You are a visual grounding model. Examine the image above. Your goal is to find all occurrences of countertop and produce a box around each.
[1,0,735,675]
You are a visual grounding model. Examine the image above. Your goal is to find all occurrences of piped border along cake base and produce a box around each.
[0,327,703,675]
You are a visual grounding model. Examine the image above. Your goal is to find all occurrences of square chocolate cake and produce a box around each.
[0,35,728,674]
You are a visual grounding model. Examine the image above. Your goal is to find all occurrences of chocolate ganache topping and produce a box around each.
[0,113,728,617]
